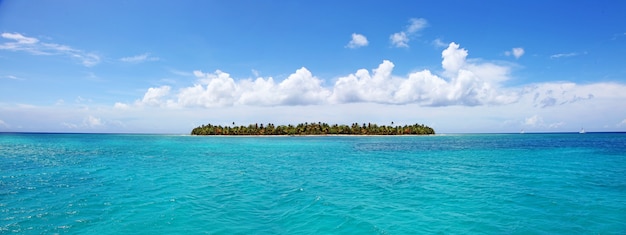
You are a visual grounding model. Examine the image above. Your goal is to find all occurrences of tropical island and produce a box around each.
[191,122,435,135]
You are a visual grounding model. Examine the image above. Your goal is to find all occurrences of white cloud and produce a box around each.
[390,32,409,48]
[123,42,517,108]
[441,42,468,75]
[101,41,626,133]
[1,32,38,44]
[523,114,565,129]
[237,76,280,106]
[505,47,525,59]
[619,119,626,127]
[251,69,260,77]
[549,122,564,128]
[406,18,428,34]
[4,77,626,133]
[62,115,104,129]
[550,52,578,59]
[169,69,194,77]
[62,122,79,129]
[432,38,447,48]
[114,102,130,109]
[138,86,171,106]
[277,67,331,105]
[0,32,100,67]
[527,82,596,108]
[0,119,8,128]
[2,75,23,80]
[346,33,369,49]
[75,96,93,104]
[86,115,103,127]
[390,18,428,48]
[512,48,525,58]
[176,67,330,107]
[524,114,542,126]
[331,61,396,103]
[178,70,239,107]
[120,53,159,63]
[75,52,100,67]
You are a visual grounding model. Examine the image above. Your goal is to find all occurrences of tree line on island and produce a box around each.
[191,122,435,135]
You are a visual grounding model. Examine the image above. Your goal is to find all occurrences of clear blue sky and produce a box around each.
[1,0,625,133]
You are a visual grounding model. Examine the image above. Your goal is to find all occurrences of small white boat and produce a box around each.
[579,128,586,134]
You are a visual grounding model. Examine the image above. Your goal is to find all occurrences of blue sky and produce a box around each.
[1,0,625,133]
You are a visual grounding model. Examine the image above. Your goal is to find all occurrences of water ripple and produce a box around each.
[1,133,625,234]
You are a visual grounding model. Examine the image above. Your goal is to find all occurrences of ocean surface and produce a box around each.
[1,133,625,234]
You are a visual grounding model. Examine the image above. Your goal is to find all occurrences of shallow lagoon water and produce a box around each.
[1,133,625,234]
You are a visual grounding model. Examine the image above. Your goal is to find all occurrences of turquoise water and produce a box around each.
[1,133,625,234]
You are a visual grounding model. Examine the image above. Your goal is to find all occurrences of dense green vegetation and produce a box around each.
[191,122,435,135]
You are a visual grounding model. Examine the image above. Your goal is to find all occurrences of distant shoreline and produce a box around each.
[190,134,436,137]
[191,122,435,136]
[3,131,624,136]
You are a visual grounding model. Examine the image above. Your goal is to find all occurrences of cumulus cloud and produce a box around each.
[138,86,172,106]
[441,42,468,75]
[0,32,100,67]
[390,18,428,48]
[86,115,103,127]
[177,68,330,107]
[512,48,525,58]
[177,70,239,107]
[277,67,331,105]
[505,47,525,59]
[346,33,369,49]
[619,119,626,127]
[114,102,130,109]
[390,32,409,48]
[120,42,523,109]
[120,53,160,63]
[62,115,104,129]
[330,60,398,103]
[115,41,626,123]
[331,42,517,106]
[524,114,543,126]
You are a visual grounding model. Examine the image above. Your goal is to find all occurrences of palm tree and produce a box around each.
[191,122,434,135]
